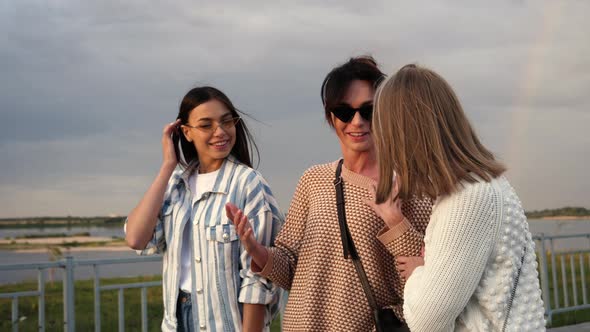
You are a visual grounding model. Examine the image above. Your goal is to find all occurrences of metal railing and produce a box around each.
[0,255,162,332]
[534,233,590,326]
[2,234,590,330]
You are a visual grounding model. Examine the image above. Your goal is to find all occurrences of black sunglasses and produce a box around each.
[330,103,373,123]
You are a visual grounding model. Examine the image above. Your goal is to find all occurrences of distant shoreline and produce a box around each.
[0,216,125,229]
[0,236,127,251]
[535,215,590,220]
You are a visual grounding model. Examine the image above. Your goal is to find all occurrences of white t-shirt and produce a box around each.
[179,169,219,293]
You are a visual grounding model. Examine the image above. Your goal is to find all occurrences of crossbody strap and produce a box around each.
[334,159,379,311]
[502,245,527,332]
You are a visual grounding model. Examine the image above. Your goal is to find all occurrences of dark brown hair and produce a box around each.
[173,86,259,168]
[320,56,385,126]
[373,64,506,203]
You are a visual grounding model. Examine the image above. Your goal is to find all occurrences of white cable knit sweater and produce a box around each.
[403,176,546,332]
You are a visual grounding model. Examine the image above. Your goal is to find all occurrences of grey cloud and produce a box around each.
[0,107,108,144]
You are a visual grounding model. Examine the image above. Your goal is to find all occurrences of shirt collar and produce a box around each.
[178,155,240,196]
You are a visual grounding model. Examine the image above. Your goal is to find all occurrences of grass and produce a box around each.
[0,275,281,331]
[540,251,590,327]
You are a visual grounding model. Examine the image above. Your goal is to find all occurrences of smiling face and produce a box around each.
[331,80,375,154]
[181,99,237,172]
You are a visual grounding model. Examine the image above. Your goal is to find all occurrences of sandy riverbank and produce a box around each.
[0,236,115,245]
[11,246,131,253]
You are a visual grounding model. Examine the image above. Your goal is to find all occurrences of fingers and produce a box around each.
[396,256,425,281]
[226,205,258,250]
[235,210,248,236]
[226,204,250,241]
[163,119,181,135]
[243,227,254,243]
[364,199,376,211]
[369,185,376,199]
[397,264,407,280]
[396,257,407,275]
[225,203,238,222]
[396,256,409,264]
[237,215,258,253]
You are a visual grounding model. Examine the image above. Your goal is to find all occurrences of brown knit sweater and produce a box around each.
[260,161,432,331]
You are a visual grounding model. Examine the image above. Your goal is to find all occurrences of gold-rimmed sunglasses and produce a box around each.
[182,117,241,134]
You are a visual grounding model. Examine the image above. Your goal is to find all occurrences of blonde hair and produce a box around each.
[373,64,506,203]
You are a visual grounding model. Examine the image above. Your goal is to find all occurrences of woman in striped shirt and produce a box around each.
[125,86,284,332]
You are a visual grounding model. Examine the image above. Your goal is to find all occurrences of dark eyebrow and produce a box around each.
[196,112,233,122]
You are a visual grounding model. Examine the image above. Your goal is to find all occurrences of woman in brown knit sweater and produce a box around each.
[227,57,432,331]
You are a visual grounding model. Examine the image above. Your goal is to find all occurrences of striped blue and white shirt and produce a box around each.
[128,155,284,332]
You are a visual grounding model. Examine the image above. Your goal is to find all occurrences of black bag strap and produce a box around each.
[334,159,379,311]
[502,245,527,332]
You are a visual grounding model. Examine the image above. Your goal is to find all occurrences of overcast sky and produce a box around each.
[0,1,588,218]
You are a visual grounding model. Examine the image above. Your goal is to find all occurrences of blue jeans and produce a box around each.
[176,290,194,332]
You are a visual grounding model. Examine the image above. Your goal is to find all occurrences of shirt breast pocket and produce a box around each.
[205,223,241,274]
[160,201,176,245]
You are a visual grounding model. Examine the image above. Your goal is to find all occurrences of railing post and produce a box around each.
[571,254,578,306]
[94,264,101,332]
[537,234,552,325]
[561,255,569,307]
[38,269,45,332]
[141,287,148,332]
[12,296,19,332]
[62,256,75,332]
[551,239,559,308]
[581,253,587,304]
[118,288,125,332]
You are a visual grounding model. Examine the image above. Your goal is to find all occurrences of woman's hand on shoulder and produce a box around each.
[161,120,180,172]
[365,178,406,229]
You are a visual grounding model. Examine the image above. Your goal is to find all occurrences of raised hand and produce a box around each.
[225,202,268,272]
[125,119,182,250]
[226,203,259,252]
[161,119,180,171]
[365,175,406,229]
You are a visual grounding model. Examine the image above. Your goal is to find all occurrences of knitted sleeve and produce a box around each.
[403,181,502,332]
[258,170,310,290]
[377,196,432,257]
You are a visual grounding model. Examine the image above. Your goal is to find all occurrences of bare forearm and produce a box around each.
[242,303,266,332]
[126,164,174,249]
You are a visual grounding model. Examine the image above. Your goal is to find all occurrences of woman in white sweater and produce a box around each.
[367,64,546,331]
